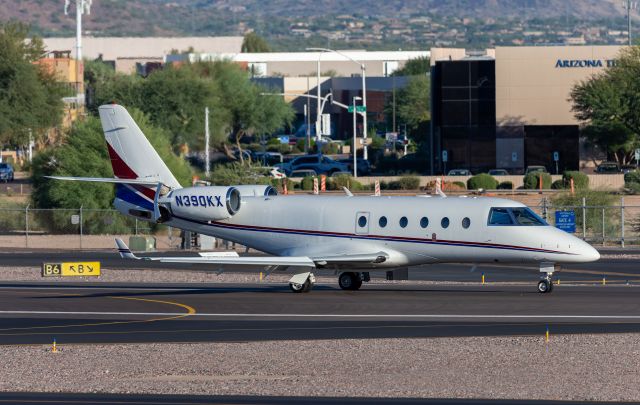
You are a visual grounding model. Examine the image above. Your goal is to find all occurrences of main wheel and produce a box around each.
[338,272,362,290]
[537,279,551,294]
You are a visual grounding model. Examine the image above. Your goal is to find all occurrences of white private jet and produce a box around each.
[49,104,599,294]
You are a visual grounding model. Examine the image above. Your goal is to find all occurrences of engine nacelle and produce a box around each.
[233,185,278,197]
[164,186,241,222]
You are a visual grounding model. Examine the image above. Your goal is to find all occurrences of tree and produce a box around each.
[571,46,640,164]
[241,32,271,53]
[392,56,430,76]
[31,109,192,210]
[0,22,66,146]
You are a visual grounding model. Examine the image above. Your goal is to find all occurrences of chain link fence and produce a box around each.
[0,207,180,250]
[2,201,640,249]
[533,197,640,247]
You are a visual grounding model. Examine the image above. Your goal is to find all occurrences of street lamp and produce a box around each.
[306,47,368,160]
[352,96,362,178]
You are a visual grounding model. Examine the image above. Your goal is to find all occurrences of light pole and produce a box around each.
[352,96,362,178]
[307,48,368,160]
[623,1,639,46]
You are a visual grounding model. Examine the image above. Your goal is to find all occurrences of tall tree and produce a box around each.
[571,47,640,164]
[392,56,430,76]
[241,32,271,53]
[0,22,65,146]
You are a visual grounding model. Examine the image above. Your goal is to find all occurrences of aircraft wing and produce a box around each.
[115,239,388,268]
[115,239,316,267]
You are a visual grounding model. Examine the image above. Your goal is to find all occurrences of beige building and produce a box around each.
[431,45,625,174]
[42,37,244,73]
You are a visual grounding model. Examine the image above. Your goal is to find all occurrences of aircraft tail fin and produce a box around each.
[98,104,181,190]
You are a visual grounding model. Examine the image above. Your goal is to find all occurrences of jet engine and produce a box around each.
[233,185,278,197]
[162,186,241,222]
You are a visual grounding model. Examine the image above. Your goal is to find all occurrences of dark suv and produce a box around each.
[275,154,349,176]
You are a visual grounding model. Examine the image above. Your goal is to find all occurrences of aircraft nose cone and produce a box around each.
[580,241,600,262]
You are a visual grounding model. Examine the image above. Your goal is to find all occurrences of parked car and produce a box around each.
[274,154,349,176]
[488,169,509,176]
[337,158,372,176]
[289,169,317,178]
[621,165,637,174]
[525,165,548,175]
[447,169,471,176]
[0,163,14,182]
[252,151,284,166]
[596,161,621,173]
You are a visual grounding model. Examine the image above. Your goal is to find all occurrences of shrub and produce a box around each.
[624,170,640,193]
[551,180,565,190]
[523,172,552,189]
[562,171,589,190]
[497,181,513,190]
[327,174,364,191]
[300,176,315,191]
[398,175,420,190]
[467,173,498,190]
[452,181,466,190]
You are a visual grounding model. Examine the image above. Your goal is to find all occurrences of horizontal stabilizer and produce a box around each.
[47,176,164,187]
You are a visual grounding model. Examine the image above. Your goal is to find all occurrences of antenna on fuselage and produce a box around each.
[435,177,447,198]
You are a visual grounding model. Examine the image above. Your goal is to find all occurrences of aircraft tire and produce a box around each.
[301,279,313,293]
[289,282,305,293]
[537,279,551,294]
[338,272,362,290]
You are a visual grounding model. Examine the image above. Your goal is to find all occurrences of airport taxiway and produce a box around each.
[0,282,639,345]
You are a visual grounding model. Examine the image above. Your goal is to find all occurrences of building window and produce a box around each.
[420,217,429,228]
[379,216,387,228]
[399,216,408,228]
[441,217,450,228]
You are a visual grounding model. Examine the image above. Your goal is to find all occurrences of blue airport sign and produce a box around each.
[555,210,576,233]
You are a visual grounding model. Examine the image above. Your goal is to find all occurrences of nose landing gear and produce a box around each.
[538,262,558,294]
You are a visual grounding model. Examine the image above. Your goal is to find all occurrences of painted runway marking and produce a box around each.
[1,311,640,320]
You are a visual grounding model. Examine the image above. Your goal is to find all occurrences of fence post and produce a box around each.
[602,207,605,246]
[79,205,83,249]
[135,218,138,235]
[25,204,29,248]
[621,197,625,248]
[582,197,586,240]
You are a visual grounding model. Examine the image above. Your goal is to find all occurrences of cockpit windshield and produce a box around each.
[488,207,547,226]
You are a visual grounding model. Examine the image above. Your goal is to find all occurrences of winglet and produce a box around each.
[115,238,138,259]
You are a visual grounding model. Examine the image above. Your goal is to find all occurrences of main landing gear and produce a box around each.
[289,272,316,293]
[338,272,369,291]
[537,263,558,294]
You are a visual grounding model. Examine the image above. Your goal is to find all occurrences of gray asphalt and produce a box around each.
[0,281,639,345]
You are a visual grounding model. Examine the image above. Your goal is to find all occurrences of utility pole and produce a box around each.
[205,107,210,178]
[64,0,92,107]
[623,1,639,46]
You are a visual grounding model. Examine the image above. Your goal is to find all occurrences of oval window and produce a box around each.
[358,216,367,228]
[420,217,429,228]
[399,217,408,228]
[462,217,471,229]
[441,217,450,228]
[379,216,387,228]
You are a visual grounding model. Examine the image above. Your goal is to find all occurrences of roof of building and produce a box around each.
[42,37,244,60]
[170,50,430,64]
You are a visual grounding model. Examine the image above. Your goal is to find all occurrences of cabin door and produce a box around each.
[355,211,370,235]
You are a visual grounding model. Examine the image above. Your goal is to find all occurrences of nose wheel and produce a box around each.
[538,262,557,294]
[537,277,554,293]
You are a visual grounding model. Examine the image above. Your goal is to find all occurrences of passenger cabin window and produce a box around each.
[488,207,546,226]
[420,217,429,228]
[441,217,449,228]
[462,217,471,229]
[358,216,367,228]
[379,216,388,228]
[399,217,408,228]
